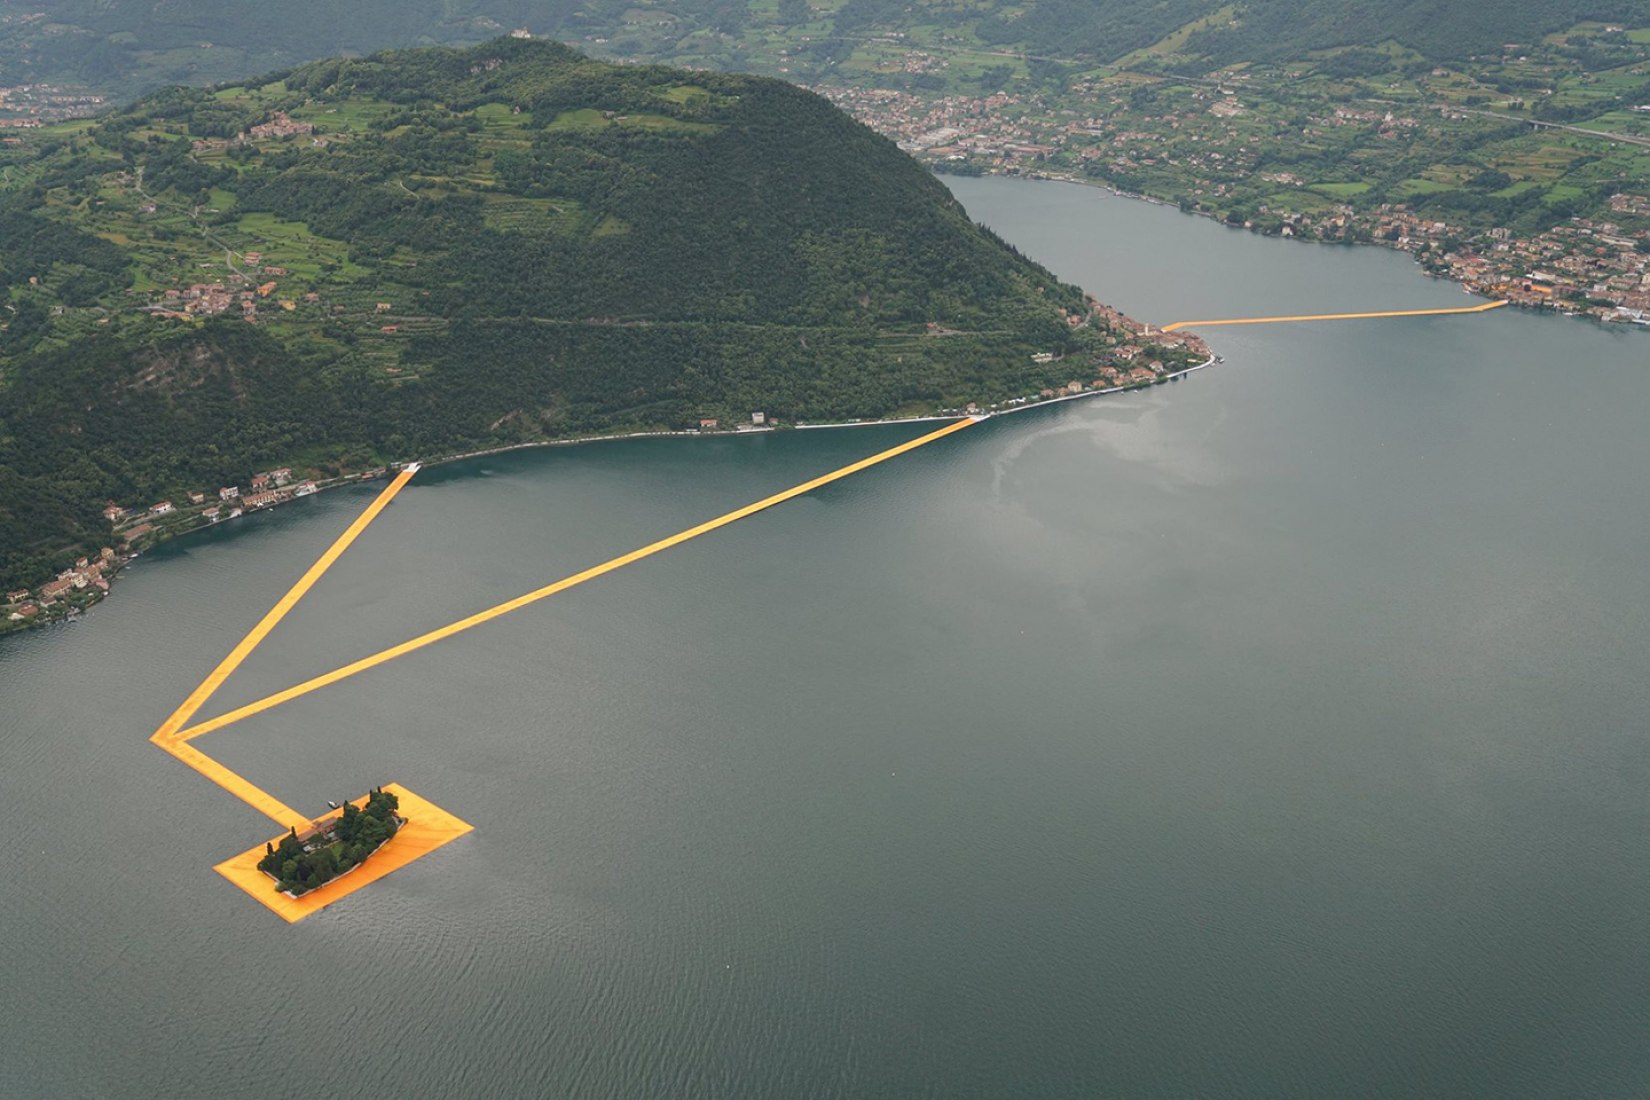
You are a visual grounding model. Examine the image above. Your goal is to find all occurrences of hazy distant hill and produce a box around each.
[1183,0,1648,63]
[0,0,559,96]
[0,0,754,98]
[884,0,1647,65]
[0,39,1087,591]
[3,0,1645,100]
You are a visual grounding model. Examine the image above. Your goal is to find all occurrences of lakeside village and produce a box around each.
[937,294,1212,416]
[816,82,1650,325]
[1,296,1207,635]
[0,82,108,136]
[2,463,388,633]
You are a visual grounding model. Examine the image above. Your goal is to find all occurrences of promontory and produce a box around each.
[0,38,1207,614]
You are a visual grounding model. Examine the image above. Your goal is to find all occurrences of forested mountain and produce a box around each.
[0,38,1087,594]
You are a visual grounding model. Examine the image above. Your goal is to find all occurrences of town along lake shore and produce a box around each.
[973,168,1650,327]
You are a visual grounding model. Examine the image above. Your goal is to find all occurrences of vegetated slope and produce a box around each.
[833,0,1648,65]
[0,1,561,97]
[1187,0,1650,63]
[6,0,1204,91]
[6,0,1644,100]
[0,0,739,99]
[833,0,1214,63]
[0,38,1083,591]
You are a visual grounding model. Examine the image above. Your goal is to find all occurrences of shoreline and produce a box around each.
[2,354,1220,639]
[988,170,1649,326]
[400,355,1221,469]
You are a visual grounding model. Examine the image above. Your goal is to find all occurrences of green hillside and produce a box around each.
[1188,0,1648,63]
[856,0,1648,66]
[0,38,1091,593]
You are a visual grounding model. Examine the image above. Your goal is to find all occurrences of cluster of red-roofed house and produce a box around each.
[8,459,399,629]
[237,467,317,511]
[4,548,118,622]
[102,468,321,545]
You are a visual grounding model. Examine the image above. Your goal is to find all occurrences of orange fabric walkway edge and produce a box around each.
[215,785,473,922]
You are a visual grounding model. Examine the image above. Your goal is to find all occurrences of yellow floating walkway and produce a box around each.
[152,464,420,748]
[173,417,977,743]
[1161,299,1507,332]
[147,292,1515,922]
[150,465,420,829]
[151,419,977,920]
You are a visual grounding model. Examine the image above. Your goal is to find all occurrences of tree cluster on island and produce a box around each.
[256,787,401,896]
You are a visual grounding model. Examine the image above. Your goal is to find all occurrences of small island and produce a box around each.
[257,787,402,897]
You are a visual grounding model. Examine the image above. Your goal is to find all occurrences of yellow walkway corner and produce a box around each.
[215,784,473,923]
[161,423,976,923]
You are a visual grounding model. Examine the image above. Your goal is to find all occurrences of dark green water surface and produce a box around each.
[4,177,1649,1097]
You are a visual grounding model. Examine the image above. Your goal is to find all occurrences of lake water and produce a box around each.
[4,176,1650,1097]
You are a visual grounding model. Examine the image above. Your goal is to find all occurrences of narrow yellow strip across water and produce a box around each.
[151,465,419,747]
[1161,300,1507,332]
[148,467,417,825]
[175,417,977,743]
[153,736,312,830]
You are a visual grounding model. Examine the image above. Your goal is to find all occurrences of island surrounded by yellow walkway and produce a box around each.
[216,786,473,923]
